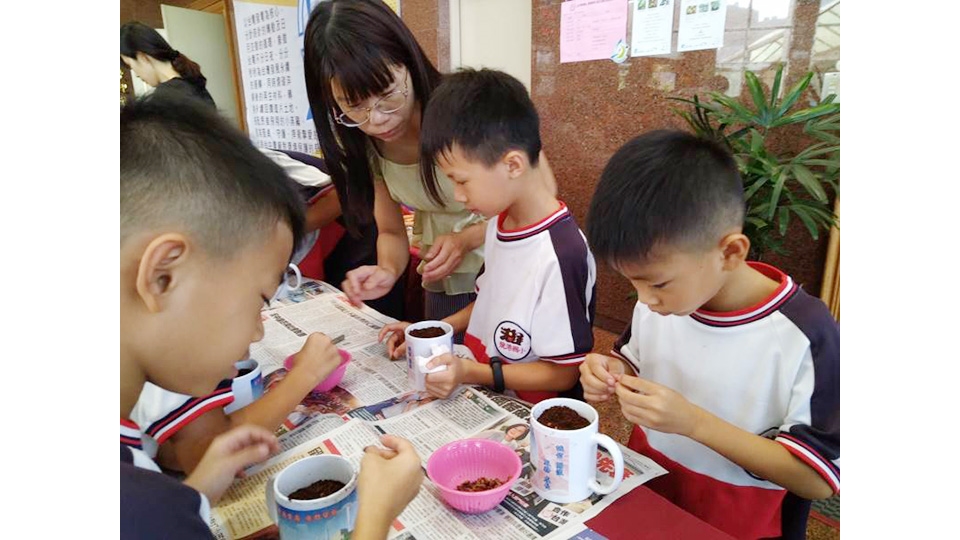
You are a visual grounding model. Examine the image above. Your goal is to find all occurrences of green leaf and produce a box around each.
[750,129,765,154]
[744,71,770,123]
[712,93,760,124]
[745,216,768,230]
[773,103,840,128]
[790,206,821,240]
[767,172,787,220]
[770,64,784,107]
[792,164,828,202]
[778,207,790,235]
[744,176,770,201]
[777,72,814,117]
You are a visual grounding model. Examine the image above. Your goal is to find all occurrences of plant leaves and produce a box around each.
[744,71,771,124]
[792,164,829,202]
[778,207,790,235]
[790,206,821,240]
[777,72,814,117]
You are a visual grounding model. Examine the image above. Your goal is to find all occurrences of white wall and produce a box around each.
[161,5,241,127]
[454,0,532,90]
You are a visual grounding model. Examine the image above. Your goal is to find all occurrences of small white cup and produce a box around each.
[265,454,358,539]
[529,398,625,503]
[224,359,263,414]
[272,263,303,302]
[404,321,454,390]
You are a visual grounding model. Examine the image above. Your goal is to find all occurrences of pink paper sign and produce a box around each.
[560,0,629,63]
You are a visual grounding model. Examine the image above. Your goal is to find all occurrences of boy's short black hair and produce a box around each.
[587,130,745,265]
[121,92,305,258]
[420,68,541,182]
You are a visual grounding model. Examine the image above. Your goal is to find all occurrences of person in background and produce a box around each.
[303,0,557,330]
[121,21,216,108]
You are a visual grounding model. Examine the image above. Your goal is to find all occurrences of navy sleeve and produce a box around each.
[776,289,840,494]
[121,460,213,539]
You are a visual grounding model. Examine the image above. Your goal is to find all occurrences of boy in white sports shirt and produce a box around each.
[580,130,839,540]
[380,69,596,404]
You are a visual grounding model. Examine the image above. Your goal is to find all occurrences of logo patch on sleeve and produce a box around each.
[495,321,531,361]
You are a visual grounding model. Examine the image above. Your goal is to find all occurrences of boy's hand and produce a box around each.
[421,233,466,283]
[288,333,342,385]
[357,435,423,533]
[342,265,398,306]
[378,321,411,360]
[183,425,279,505]
[615,375,705,437]
[579,353,626,402]
[424,353,466,399]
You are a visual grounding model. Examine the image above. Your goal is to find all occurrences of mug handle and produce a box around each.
[265,476,279,523]
[287,263,303,291]
[588,433,624,495]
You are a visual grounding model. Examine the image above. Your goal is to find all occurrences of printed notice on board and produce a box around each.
[560,0,629,63]
[677,0,726,52]
[631,0,674,57]
[234,1,319,154]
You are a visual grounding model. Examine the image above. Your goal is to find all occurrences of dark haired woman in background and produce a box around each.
[304,0,556,327]
[121,21,215,108]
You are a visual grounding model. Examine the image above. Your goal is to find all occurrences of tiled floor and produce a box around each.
[590,327,839,540]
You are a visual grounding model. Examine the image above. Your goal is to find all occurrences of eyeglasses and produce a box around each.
[334,79,409,128]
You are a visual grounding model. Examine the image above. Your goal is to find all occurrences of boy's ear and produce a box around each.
[718,232,750,270]
[135,233,191,313]
[502,150,528,179]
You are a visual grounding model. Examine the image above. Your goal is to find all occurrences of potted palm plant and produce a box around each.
[671,64,839,259]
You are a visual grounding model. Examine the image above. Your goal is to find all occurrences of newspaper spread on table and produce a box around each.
[209,282,667,540]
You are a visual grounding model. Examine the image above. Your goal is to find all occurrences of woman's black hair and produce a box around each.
[121,21,206,86]
[303,0,443,235]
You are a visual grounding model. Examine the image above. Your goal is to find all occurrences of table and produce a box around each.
[215,282,734,540]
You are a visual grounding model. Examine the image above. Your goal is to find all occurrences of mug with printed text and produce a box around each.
[529,397,624,503]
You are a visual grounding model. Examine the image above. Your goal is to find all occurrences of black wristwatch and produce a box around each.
[489,357,506,393]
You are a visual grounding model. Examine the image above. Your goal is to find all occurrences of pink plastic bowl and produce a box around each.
[284,349,351,392]
[427,438,522,514]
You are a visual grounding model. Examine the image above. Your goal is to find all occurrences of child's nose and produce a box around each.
[635,287,660,307]
[454,186,467,203]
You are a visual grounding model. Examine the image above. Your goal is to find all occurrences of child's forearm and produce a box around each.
[229,371,317,432]
[441,302,474,333]
[463,360,580,392]
[689,410,835,500]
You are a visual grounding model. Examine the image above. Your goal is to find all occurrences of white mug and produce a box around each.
[529,398,625,503]
[272,263,303,302]
[412,345,449,392]
[223,359,263,414]
[265,454,358,539]
[404,321,453,390]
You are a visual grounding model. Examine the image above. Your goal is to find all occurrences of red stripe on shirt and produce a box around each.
[628,426,786,539]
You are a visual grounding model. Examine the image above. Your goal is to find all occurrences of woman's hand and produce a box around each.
[342,265,399,306]
[420,233,467,283]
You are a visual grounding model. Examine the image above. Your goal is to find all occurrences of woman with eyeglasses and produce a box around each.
[304,0,554,325]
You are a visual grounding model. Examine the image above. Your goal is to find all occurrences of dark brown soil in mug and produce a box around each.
[409,326,447,338]
[538,406,590,430]
[288,479,346,500]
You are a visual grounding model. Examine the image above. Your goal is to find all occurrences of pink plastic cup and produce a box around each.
[426,438,522,514]
[283,349,351,393]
